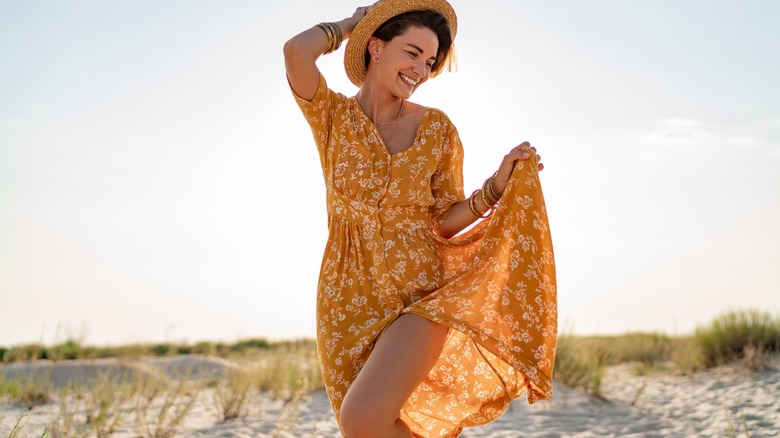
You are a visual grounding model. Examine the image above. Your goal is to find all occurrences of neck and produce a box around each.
[356,86,404,123]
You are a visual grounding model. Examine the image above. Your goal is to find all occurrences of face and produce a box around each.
[367,25,439,98]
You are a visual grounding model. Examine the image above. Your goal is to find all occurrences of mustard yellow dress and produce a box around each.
[292,75,557,437]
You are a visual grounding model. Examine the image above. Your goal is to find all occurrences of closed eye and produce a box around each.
[407,50,434,69]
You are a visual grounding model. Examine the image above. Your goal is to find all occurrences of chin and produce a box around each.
[400,85,417,98]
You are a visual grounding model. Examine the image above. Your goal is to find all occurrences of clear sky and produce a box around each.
[1,0,779,346]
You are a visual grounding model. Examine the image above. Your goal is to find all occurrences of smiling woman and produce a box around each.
[283,0,557,436]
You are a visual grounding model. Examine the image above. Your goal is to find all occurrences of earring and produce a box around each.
[373,55,380,63]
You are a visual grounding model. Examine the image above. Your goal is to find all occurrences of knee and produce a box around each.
[339,399,388,438]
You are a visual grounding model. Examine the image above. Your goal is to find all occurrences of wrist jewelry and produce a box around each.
[481,174,500,206]
[485,173,501,205]
[316,22,343,54]
[480,187,494,210]
[469,190,492,218]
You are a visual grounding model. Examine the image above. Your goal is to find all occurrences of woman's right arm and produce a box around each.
[284,7,368,101]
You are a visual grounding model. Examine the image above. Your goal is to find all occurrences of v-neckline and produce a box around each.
[354,97,428,157]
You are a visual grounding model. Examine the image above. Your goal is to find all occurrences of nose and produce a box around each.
[412,60,428,78]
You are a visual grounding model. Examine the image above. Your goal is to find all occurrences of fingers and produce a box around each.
[353,6,370,20]
[505,142,545,171]
[504,148,532,162]
[508,142,536,157]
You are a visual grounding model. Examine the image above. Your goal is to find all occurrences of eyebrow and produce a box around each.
[406,43,437,61]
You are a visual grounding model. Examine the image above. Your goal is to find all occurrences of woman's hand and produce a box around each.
[342,6,370,34]
[492,142,543,196]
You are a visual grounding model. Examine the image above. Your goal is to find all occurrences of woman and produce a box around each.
[284,0,557,436]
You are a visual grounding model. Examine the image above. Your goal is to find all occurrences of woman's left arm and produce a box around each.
[434,142,542,239]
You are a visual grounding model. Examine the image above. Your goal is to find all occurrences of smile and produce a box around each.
[400,74,419,87]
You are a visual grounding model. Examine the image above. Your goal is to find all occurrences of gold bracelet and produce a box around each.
[469,190,491,218]
[481,177,497,206]
[480,187,494,210]
[486,175,501,204]
[316,23,336,54]
[316,22,342,54]
[329,22,343,50]
[481,177,499,206]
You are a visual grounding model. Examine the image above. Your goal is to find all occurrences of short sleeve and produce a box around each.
[290,73,334,157]
[430,120,465,229]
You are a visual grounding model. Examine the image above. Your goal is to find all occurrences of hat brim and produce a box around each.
[344,0,457,87]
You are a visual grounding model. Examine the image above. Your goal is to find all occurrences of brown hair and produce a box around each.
[365,10,456,77]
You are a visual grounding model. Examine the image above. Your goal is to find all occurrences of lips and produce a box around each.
[399,73,419,87]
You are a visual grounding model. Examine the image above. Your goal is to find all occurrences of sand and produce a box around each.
[2,355,778,437]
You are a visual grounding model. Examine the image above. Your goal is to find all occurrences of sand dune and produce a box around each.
[2,355,778,437]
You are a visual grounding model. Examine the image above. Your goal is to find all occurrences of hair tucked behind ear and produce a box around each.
[365,10,456,77]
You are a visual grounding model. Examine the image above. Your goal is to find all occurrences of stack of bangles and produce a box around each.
[316,22,343,54]
[469,172,501,218]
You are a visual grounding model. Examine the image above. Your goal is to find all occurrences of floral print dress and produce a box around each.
[292,74,557,437]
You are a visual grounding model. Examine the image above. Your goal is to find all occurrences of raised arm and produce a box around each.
[435,144,542,239]
[284,7,368,101]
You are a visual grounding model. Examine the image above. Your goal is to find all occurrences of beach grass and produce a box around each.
[552,334,609,398]
[693,309,780,368]
[2,309,777,424]
[133,377,198,438]
[211,368,253,421]
[553,309,779,380]
[0,337,284,364]
[0,370,52,410]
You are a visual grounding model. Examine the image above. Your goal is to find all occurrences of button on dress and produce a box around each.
[292,75,557,437]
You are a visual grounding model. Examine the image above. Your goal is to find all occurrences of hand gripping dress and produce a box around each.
[292,75,557,437]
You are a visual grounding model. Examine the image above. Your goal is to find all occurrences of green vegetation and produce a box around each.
[0,338,311,363]
[552,309,780,393]
[1,308,776,434]
[0,370,52,409]
[553,334,609,398]
[211,368,253,421]
[133,377,198,438]
[693,309,780,368]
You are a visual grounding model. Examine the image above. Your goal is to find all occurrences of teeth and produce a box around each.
[400,74,418,86]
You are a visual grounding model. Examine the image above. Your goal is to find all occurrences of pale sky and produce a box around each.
[1,1,779,346]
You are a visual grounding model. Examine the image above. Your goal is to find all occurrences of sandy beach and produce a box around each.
[1,354,778,437]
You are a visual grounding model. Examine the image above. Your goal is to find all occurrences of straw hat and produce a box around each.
[344,0,457,87]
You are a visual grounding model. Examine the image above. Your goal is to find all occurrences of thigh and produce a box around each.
[342,314,449,420]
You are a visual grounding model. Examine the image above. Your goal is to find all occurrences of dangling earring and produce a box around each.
[373,55,380,63]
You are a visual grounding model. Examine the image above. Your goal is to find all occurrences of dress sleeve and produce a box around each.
[290,73,333,158]
[430,120,466,229]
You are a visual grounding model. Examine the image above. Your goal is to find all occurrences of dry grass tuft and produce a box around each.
[553,334,609,399]
[0,371,52,410]
[133,377,198,438]
[211,368,254,421]
[554,309,780,388]
[693,309,780,369]
[48,397,91,438]
[83,374,134,437]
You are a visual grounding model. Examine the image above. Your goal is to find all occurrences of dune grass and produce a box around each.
[0,339,323,436]
[552,334,609,398]
[0,370,52,410]
[693,309,780,368]
[211,368,253,421]
[0,337,284,364]
[552,309,780,395]
[133,377,198,438]
[2,307,776,429]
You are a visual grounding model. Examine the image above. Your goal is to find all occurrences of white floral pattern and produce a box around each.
[292,74,557,437]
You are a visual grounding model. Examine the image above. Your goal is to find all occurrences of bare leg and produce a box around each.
[339,314,449,438]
